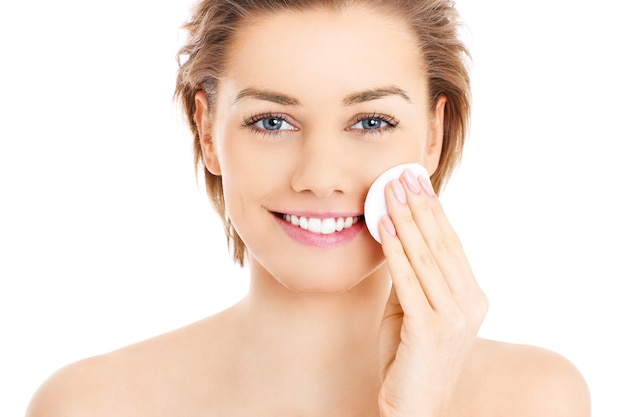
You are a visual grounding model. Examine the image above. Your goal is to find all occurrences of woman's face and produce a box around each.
[197,5,445,294]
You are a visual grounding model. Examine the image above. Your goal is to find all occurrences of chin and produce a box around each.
[271,252,388,296]
[246,225,387,295]
[279,275,365,295]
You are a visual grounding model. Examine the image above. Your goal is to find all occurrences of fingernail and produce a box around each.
[382,215,396,236]
[418,176,435,196]
[402,169,421,194]
[391,180,407,204]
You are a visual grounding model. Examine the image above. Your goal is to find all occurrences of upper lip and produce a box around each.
[270,210,364,219]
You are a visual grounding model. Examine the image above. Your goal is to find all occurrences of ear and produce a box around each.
[424,95,446,176]
[194,90,221,175]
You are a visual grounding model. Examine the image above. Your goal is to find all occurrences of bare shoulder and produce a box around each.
[25,308,237,417]
[25,352,132,417]
[460,338,591,417]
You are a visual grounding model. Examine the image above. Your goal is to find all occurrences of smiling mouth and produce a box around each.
[274,213,364,234]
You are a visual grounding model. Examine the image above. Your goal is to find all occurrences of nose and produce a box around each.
[290,130,352,198]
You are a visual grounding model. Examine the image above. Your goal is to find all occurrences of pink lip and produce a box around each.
[278,210,363,218]
[274,214,365,248]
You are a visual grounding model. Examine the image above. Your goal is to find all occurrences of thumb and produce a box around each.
[378,285,403,380]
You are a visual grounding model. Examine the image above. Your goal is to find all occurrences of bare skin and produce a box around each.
[27,5,590,417]
[27,309,589,417]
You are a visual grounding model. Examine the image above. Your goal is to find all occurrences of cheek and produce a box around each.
[218,134,291,216]
[360,135,429,173]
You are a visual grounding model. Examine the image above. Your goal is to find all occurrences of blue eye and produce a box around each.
[353,118,388,130]
[259,117,284,130]
[350,113,398,133]
[244,113,297,134]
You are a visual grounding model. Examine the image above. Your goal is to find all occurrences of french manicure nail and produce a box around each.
[391,180,407,204]
[418,176,435,196]
[382,215,396,236]
[402,169,421,194]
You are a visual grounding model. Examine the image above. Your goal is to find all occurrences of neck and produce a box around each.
[243,259,391,346]
[230,259,390,413]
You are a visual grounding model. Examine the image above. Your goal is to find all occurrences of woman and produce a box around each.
[27,0,590,415]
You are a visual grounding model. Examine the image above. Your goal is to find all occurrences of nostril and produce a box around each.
[290,142,353,197]
[290,168,352,197]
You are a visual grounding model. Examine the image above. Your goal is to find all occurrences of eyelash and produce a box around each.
[241,112,400,137]
[242,112,294,138]
[350,113,399,135]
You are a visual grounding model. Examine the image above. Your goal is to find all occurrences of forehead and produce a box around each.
[220,6,426,102]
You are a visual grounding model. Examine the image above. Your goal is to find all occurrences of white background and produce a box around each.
[1,0,624,415]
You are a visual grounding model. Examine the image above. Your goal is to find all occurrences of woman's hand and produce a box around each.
[377,170,488,417]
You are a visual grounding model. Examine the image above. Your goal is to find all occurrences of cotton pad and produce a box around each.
[364,162,429,243]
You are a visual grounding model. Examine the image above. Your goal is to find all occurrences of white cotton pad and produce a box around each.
[364,162,429,243]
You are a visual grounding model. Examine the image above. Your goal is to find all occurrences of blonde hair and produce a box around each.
[175,0,471,266]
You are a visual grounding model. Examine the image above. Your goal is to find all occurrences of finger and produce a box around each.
[399,171,470,293]
[384,180,455,312]
[410,174,480,295]
[378,285,403,380]
[407,174,488,325]
[378,214,430,317]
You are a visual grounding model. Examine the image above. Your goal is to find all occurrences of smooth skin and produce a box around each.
[27,5,590,417]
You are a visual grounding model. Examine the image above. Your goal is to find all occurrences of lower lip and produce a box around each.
[276,215,366,248]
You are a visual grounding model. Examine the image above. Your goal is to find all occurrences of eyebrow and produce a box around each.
[343,86,412,105]
[232,85,411,106]
[233,88,301,106]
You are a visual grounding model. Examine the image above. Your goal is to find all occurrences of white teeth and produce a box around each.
[282,214,360,234]
[307,218,321,233]
[335,217,344,232]
[321,218,336,234]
